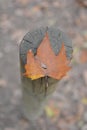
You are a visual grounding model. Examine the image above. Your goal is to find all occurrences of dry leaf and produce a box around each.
[24,33,71,80]
[45,106,55,117]
[80,49,87,63]
[45,105,60,118]
[81,98,87,104]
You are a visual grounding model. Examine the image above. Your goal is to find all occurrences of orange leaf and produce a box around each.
[23,50,44,80]
[24,33,71,80]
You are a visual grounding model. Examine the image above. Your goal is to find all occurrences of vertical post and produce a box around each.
[19,26,73,120]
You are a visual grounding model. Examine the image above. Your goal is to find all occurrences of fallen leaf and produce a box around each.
[45,104,60,118]
[24,50,44,80]
[24,33,71,80]
[80,49,87,63]
[45,106,55,117]
[81,98,87,104]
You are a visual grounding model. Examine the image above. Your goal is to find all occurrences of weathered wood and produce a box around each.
[19,26,73,120]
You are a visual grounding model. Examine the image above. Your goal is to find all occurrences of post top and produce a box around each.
[19,26,73,64]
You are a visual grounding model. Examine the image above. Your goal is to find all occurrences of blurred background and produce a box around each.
[0,0,87,130]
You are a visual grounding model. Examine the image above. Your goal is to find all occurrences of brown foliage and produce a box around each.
[24,33,71,80]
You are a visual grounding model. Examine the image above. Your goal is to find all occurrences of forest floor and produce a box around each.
[0,0,87,130]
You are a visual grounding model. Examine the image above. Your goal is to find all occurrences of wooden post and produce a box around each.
[19,26,73,120]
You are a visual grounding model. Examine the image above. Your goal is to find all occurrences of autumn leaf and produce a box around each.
[45,106,55,117]
[24,33,71,80]
[80,49,87,63]
[45,105,60,118]
[81,98,87,105]
[24,49,44,79]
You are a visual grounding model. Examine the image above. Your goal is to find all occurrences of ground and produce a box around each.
[0,0,87,130]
